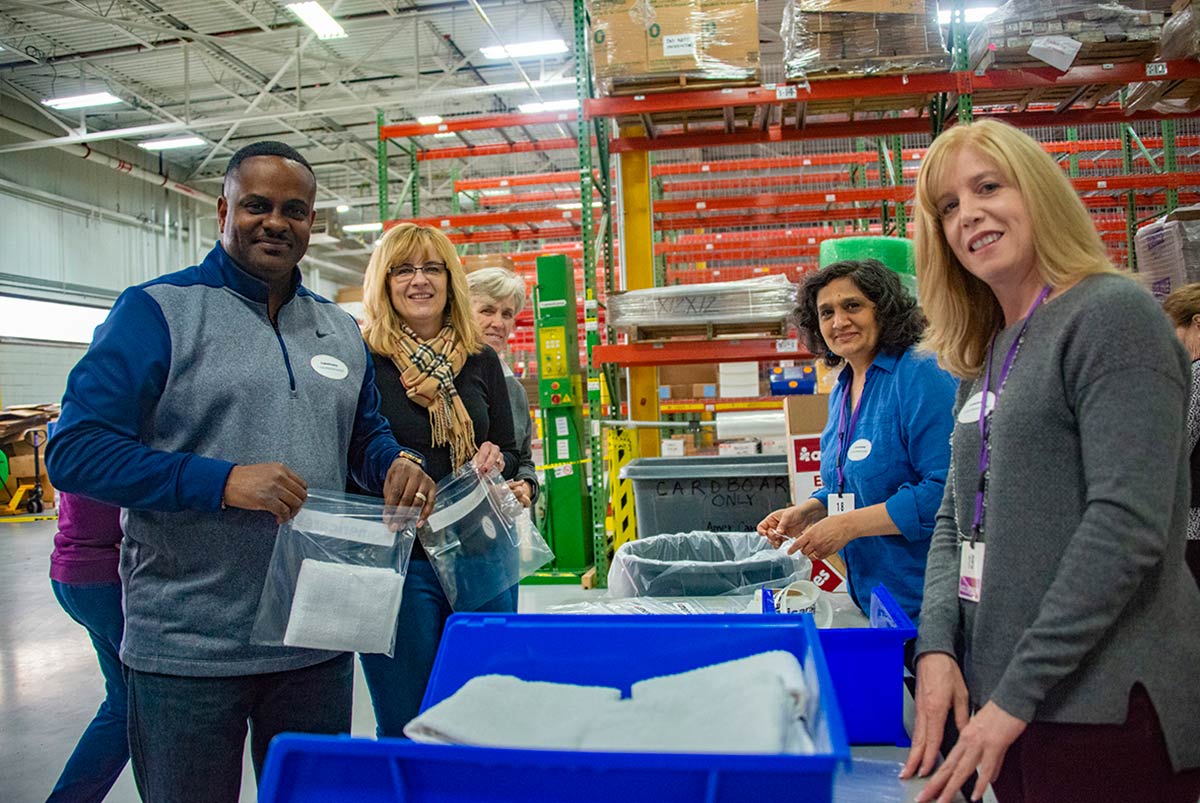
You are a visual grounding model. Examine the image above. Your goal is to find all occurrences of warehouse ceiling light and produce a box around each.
[138,136,206,150]
[937,6,997,24]
[518,99,577,113]
[417,115,443,125]
[555,201,602,210]
[286,1,347,39]
[41,91,122,110]
[481,39,568,60]
[336,204,351,213]
[343,222,383,233]
[433,132,457,138]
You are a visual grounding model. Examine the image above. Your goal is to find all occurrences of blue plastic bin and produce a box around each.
[260,615,850,803]
[761,584,915,745]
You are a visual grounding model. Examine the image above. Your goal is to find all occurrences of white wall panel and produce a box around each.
[0,340,86,407]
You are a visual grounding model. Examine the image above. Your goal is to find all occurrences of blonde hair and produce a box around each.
[467,267,527,315]
[914,119,1116,378]
[1163,283,1200,328]
[361,223,482,356]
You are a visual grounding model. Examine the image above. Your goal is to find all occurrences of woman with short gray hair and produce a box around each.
[467,267,539,507]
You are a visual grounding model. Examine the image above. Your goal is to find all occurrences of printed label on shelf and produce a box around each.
[701,164,711,172]
[585,320,598,331]
[539,299,567,310]
[775,85,798,100]
[588,379,601,392]
[1096,180,1107,189]
[556,440,571,461]
[824,194,836,203]
[584,299,598,312]
[662,33,696,57]
[440,219,450,227]
[695,201,706,210]
[499,180,509,186]
[776,338,799,352]
[555,417,570,437]
[1146,62,1168,77]
[591,420,601,437]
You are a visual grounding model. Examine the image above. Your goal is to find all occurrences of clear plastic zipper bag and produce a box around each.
[420,463,554,611]
[251,490,419,656]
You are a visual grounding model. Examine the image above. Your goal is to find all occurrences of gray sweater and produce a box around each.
[916,273,1200,771]
[503,363,540,503]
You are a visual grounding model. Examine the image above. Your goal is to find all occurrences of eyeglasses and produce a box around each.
[387,262,447,281]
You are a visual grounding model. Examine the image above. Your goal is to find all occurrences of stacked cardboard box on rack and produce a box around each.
[1125,0,1200,112]
[968,0,1167,72]
[589,0,760,95]
[781,0,950,81]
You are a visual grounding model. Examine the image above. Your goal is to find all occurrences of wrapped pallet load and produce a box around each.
[590,0,760,95]
[1125,0,1200,112]
[781,0,950,82]
[968,0,1166,72]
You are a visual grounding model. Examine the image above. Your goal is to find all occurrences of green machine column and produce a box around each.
[534,253,594,574]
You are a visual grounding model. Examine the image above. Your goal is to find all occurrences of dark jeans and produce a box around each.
[1187,540,1200,589]
[48,580,129,803]
[993,685,1200,803]
[359,558,518,737]
[126,653,353,803]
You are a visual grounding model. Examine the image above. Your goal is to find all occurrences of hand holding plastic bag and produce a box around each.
[251,490,419,656]
[420,463,554,611]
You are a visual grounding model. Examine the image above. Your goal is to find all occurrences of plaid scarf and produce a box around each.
[390,323,477,469]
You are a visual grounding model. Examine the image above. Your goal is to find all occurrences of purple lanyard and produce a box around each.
[835,370,869,493]
[971,285,1051,538]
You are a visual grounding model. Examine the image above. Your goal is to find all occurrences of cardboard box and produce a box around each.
[660,438,686,456]
[658,363,717,385]
[718,438,760,456]
[591,0,759,91]
[335,286,363,305]
[461,254,516,273]
[784,394,829,505]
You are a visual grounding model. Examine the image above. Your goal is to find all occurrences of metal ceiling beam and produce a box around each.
[0,77,575,153]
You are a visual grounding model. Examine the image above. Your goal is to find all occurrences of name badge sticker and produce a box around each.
[846,438,872,461]
[958,391,997,424]
[311,354,349,380]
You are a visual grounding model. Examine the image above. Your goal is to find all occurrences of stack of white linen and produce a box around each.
[404,650,817,755]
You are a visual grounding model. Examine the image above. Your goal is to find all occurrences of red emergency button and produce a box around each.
[551,394,562,404]
[551,381,560,390]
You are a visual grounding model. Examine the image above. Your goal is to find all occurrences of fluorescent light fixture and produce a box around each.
[0,296,111,345]
[336,204,351,213]
[937,6,997,24]
[138,136,206,151]
[555,201,603,210]
[41,91,122,110]
[518,99,577,113]
[481,39,568,60]
[480,189,512,197]
[343,222,383,233]
[433,132,457,139]
[417,115,443,125]
[286,2,347,39]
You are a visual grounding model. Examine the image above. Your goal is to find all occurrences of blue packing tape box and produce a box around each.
[259,615,850,803]
[770,365,816,395]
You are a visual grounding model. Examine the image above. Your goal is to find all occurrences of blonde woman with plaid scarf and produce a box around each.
[357,222,521,737]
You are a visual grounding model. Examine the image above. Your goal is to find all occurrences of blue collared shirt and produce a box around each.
[811,347,957,623]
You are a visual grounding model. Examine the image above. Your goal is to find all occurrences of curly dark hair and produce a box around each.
[795,258,926,367]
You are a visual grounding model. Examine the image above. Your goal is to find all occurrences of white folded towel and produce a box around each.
[282,558,404,654]
[403,674,623,748]
[404,651,816,755]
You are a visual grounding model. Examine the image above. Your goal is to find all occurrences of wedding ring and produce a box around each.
[414,491,427,503]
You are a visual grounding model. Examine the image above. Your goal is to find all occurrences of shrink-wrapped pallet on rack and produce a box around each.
[607,275,798,335]
[968,0,1166,73]
[589,0,760,95]
[1134,215,1191,300]
[780,0,950,82]
[1125,0,1200,112]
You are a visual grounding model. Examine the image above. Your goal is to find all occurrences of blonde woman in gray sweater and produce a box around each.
[901,119,1200,803]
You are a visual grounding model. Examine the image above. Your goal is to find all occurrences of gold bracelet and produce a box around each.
[397,450,424,468]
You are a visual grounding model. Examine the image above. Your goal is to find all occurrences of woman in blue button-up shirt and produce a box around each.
[757,258,956,623]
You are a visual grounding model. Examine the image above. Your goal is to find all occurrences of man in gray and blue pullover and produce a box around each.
[46,141,435,802]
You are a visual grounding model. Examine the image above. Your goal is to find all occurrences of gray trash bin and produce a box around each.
[621,454,791,537]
